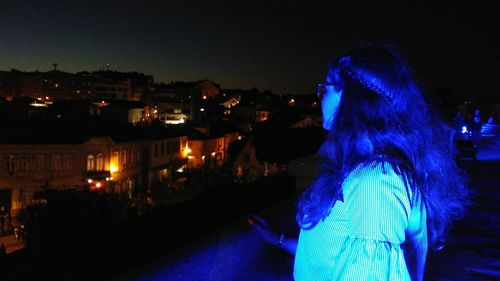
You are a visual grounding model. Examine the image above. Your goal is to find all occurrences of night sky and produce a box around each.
[1,1,499,97]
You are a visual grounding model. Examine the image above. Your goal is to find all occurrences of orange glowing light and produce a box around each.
[110,163,118,173]
[182,143,192,157]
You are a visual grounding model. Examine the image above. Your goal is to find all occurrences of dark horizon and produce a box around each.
[2,1,499,97]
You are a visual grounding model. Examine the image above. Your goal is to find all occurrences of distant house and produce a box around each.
[0,69,153,101]
[147,136,188,188]
[181,123,239,169]
[290,116,322,129]
[155,102,191,125]
[198,80,220,99]
[255,109,270,122]
[94,78,133,100]
[151,80,222,123]
[221,97,240,109]
[228,136,262,183]
[98,100,146,124]
[0,125,187,216]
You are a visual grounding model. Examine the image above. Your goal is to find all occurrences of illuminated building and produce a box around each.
[255,110,270,122]
[198,80,220,99]
[150,80,221,122]
[0,128,188,216]
[148,137,188,185]
[155,102,191,125]
[183,124,239,169]
[220,97,240,109]
[0,69,152,101]
[94,79,134,101]
[230,136,263,183]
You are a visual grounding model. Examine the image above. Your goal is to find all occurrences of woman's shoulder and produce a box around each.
[342,160,416,242]
[343,160,412,205]
[346,160,403,185]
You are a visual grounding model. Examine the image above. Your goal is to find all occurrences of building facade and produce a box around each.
[0,134,188,216]
[185,130,239,169]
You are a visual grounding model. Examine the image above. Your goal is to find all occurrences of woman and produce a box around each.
[252,45,468,281]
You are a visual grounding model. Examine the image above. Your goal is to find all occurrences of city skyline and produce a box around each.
[2,1,499,97]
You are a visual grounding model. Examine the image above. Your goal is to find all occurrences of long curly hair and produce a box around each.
[297,45,469,250]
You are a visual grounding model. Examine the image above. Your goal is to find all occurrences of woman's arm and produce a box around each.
[278,235,298,256]
[249,215,297,255]
[404,225,428,281]
[347,163,428,280]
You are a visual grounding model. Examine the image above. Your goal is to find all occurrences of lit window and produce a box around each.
[121,150,127,166]
[52,155,62,172]
[96,153,104,171]
[63,155,72,172]
[18,156,28,173]
[6,155,15,174]
[109,151,119,173]
[36,155,45,172]
[87,154,95,171]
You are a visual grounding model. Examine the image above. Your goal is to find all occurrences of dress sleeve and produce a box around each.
[344,162,412,243]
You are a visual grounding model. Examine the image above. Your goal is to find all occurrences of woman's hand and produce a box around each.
[248,215,280,246]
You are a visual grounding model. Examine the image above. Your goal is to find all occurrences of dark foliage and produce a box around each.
[11,190,137,280]
[253,125,326,164]
[3,173,295,281]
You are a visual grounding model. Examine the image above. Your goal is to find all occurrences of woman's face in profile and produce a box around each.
[322,79,342,131]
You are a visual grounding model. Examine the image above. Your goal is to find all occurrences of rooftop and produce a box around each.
[110,138,500,281]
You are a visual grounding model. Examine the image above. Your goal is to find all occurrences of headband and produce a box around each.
[337,56,391,100]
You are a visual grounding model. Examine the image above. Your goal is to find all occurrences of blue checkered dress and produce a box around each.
[294,161,427,281]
